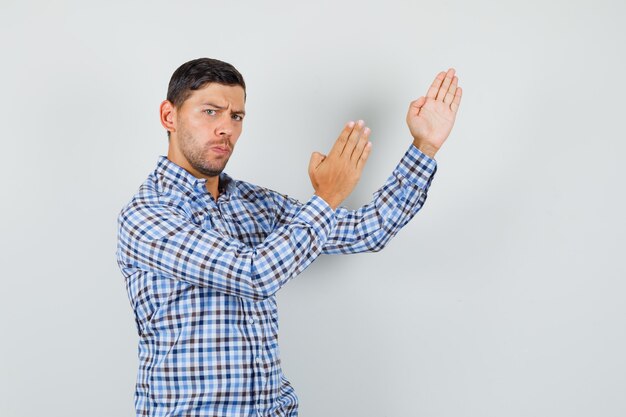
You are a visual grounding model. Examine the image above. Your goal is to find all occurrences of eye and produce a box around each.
[232,114,243,121]
[204,109,217,116]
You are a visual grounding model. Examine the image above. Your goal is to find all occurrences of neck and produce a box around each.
[167,143,220,201]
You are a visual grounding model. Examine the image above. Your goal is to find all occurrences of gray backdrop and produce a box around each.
[1,0,625,416]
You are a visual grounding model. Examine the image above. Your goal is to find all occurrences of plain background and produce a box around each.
[1,1,625,416]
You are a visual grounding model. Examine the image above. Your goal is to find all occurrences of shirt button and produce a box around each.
[249,315,257,324]
[255,356,262,364]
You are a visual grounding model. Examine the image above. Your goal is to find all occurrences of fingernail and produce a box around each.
[364,127,370,134]
[348,121,355,128]
[357,120,364,127]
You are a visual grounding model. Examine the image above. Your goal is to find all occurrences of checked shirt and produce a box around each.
[116,144,437,417]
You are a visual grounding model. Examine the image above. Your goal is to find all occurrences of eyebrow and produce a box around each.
[202,102,245,115]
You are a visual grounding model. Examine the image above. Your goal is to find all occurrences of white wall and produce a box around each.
[1,0,624,416]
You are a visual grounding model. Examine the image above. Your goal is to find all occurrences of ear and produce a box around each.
[160,100,176,135]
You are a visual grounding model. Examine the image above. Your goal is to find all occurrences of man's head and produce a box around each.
[160,58,246,179]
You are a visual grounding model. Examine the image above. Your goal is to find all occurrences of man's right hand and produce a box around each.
[308,120,372,210]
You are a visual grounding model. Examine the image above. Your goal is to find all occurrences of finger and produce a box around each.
[329,121,356,157]
[426,71,446,99]
[342,119,364,157]
[356,141,372,170]
[436,68,455,101]
[443,76,458,105]
[351,126,371,162]
[450,87,463,113]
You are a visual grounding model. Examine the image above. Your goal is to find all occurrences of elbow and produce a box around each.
[250,286,276,302]
[247,271,281,302]
[368,225,401,252]
[366,229,393,253]
[253,289,277,302]
[229,281,275,303]
[247,247,288,301]
[369,239,388,253]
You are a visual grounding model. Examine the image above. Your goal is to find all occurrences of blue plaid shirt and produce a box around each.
[117,144,437,417]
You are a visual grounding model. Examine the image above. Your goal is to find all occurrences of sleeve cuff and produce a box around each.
[395,144,438,191]
[296,195,337,239]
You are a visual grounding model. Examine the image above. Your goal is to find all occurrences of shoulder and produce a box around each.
[118,171,191,238]
[118,172,159,220]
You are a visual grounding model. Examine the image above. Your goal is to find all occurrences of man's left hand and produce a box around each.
[406,68,463,158]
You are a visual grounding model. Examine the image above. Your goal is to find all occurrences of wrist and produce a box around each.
[314,192,340,210]
[411,140,438,159]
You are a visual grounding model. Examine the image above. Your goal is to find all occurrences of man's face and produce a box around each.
[169,83,246,178]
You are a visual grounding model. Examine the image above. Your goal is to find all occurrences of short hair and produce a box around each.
[166,58,246,109]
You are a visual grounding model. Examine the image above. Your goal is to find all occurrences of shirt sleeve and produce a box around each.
[273,144,437,254]
[117,193,336,302]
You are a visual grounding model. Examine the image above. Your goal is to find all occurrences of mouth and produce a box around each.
[209,145,231,156]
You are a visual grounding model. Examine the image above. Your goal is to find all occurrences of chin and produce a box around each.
[198,161,229,177]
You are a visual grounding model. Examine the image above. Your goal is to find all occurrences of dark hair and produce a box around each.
[166,58,246,109]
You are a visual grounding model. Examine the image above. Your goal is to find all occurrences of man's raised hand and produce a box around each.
[308,120,372,210]
[406,68,463,158]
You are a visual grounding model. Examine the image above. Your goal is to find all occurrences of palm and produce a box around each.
[406,68,462,156]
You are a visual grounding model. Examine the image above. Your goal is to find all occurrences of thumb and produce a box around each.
[408,96,427,118]
[308,151,326,177]
[411,96,427,109]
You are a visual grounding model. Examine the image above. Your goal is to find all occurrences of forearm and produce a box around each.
[118,195,336,302]
[322,143,437,254]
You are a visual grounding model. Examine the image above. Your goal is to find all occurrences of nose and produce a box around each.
[215,115,233,137]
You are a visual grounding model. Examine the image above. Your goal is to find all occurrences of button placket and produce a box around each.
[248,314,259,325]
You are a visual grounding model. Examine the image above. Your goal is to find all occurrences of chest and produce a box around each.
[195,198,276,246]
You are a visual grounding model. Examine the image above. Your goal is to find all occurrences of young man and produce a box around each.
[117,58,462,417]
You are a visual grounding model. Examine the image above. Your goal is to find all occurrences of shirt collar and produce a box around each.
[154,156,237,199]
